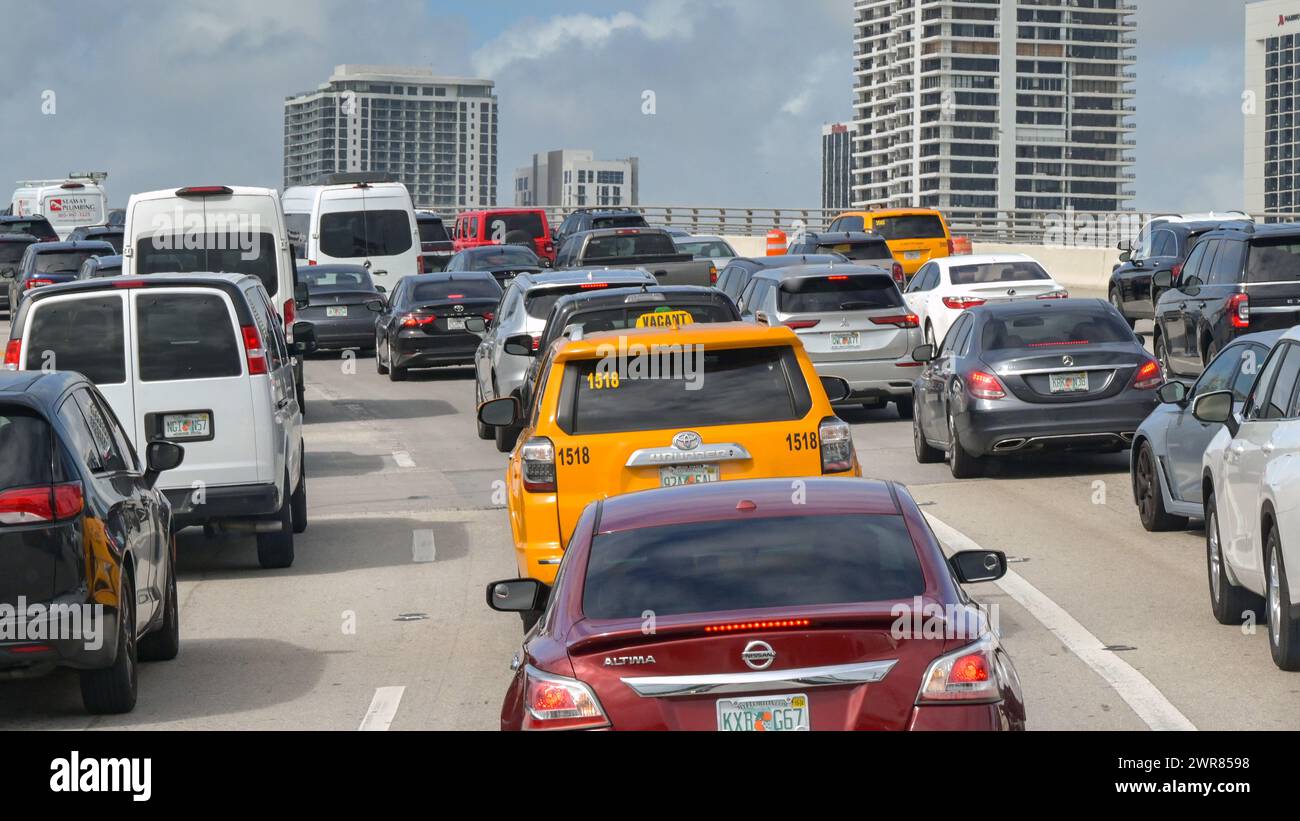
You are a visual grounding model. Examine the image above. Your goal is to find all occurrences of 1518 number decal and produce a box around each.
[786,432,819,452]
[558,446,591,466]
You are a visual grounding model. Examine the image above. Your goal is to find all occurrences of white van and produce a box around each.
[122,185,307,409]
[11,173,109,240]
[5,274,307,568]
[281,173,422,292]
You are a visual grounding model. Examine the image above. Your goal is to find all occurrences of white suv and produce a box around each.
[4,274,307,568]
[1195,325,1300,669]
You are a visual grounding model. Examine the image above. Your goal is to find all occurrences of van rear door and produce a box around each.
[42,188,106,240]
[315,185,419,288]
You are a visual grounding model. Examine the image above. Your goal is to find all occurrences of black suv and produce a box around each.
[1154,222,1300,379]
[1109,218,1247,328]
[0,234,39,312]
[552,207,649,248]
[0,215,58,242]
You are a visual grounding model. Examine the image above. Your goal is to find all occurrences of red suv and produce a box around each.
[453,208,555,264]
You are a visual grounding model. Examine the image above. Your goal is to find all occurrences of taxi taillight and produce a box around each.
[521,437,556,493]
[819,416,855,474]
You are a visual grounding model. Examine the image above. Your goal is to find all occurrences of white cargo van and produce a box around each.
[281,173,422,292]
[10,173,109,240]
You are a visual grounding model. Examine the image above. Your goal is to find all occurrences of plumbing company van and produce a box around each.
[10,172,109,240]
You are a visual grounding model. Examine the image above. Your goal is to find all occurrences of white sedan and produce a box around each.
[902,253,1069,349]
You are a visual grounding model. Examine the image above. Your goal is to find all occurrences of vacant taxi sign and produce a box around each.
[636,309,695,329]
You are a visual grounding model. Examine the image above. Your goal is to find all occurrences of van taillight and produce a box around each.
[3,340,20,370]
[241,325,268,375]
[0,482,84,525]
[283,297,296,341]
[417,256,425,275]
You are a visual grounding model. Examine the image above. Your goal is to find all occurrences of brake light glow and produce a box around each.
[709,265,718,285]
[24,279,55,290]
[175,186,233,197]
[1133,359,1163,390]
[704,619,811,634]
[967,371,1006,400]
[283,297,295,332]
[241,325,268,375]
[916,634,1000,703]
[891,262,905,286]
[0,482,84,525]
[1170,262,1183,281]
[521,437,556,493]
[783,319,821,330]
[3,340,20,370]
[111,279,147,289]
[828,275,849,281]
[947,238,956,256]
[942,295,985,310]
[819,416,855,473]
[1027,340,1089,348]
[522,666,609,731]
[401,314,436,328]
[1228,293,1250,329]
[580,283,610,290]
[870,313,920,329]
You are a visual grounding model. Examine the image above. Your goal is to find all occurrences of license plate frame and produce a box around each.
[446,317,468,331]
[326,306,348,318]
[716,693,810,732]
[658,464,721,488]
[162,411,213,441]
[830,332,860,350]
[904,251,922,260]
[1049,372,1090,394]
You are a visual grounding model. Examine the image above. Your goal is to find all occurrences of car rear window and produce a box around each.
[561,345,812,435]
[676,240,734,259]
[948,261,1051,286]
[25,296,126,384]
[136,293,242,382]
[980,309,1135,351]
[34,251,100,275]
[870,215,947,240]
[779,274,902,313]
[482,213,545,240]
[525,283,641,319]
[408,279,502,303]
[814,240,892,261]
[548,302,736,345]
[584,233,677,259]
[319,210,413,258]
[0,241,31,266]
[417,217,450,244]
[1246,239,1300,283]
[0,409,53,491]
[90,231,125,253]
[583,514,925,619]
[135,232,279,297]
[301,268,374,294]
[2,219,56,240]
[465,247,539,270]
[591,215,649,230]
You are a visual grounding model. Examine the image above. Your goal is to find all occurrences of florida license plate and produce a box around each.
[717,694,810,732]
[163,412,210,440]
[326,306,348,318]
[905,251,922,260]
[446,317,467,331]
[831,332,860,350]
[659,464,720,488]
[1049,372,1089,394]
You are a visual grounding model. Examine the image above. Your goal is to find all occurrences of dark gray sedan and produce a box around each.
[294,264,386,352]
[912,299,1163,479]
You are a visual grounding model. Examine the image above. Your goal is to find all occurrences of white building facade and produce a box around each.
[1246,0,1300,216]
[513,150,639,208]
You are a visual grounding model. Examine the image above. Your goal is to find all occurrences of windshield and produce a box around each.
[301,267,374,294]
[544,302,736,347]
[465,247,539,270]
[34,250,101,275]
[948,261,1051,285]
[814,240,892,261]
[320,210,413,258]
[779,274,902,313]
[135,232,279,297]
[676,240,734,259]
[584,233,678,259]
[408,279,502,304]
[482,212,545,240]
[980,309,1136,350]
[418,217,450,244]
[870,214,947,240]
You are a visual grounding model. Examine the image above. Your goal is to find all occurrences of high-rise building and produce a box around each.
[850,0,1136,213]
[513,150,639,207]
[1246,0,1300,217]
[283,65,498,209]
[822,123,852,210]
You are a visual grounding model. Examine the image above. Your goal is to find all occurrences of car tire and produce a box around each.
[925,322,936,350]
[256,472,295,569]
[475,381,493,440]
[914,407,943,464]
[80,571,138,714]
[1206,491,1255,626]
[948,413,983,479]
[1266,528,1300,671]
[1110,287,1135,330]
[1204,341,1220,369]
[388,355,408,381]
[290,453,308,535]
[375,333,390,375]
[1134,442,1187,532]
[895,396,914,419]
[1154,334,1171,378]
[138,546,180,663]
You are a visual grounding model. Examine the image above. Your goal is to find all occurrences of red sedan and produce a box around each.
[486,477,1026,731]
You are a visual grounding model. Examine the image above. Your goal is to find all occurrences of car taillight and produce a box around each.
[521,437,556,492]
[24,278,55,290]
[1133,359,1163,390]
[522,665,610,731]
[947,237,956,256]
[892,261,904,286]
[819,416,855,474]
[283,297,296,338]
[401,314,436,328]
[3,340,20,370]
[1228,293,1250,329]
[0,482,84,526]
[1037,289,1069,300]
[917,634,1000,703]
[942,296,986,310]
[483,312,495,324]
[967,370,1006,400]
[416,256,425,275]
[307,259,318,266]
[241,325,268,375]
[783,319,821,330]
[1170,262,1183,281]
[710,266,718,285]
[531,335,542,351]
[870,313,919,329]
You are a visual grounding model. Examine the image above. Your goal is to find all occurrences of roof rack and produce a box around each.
[318,172,400,186]
[567,206,642,215]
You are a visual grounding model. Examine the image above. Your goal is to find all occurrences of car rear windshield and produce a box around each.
[319,210,413,258]
[466,247,538,270]
[548,302,736,345]
[814,240,892,261]
[676,240,734,259]
[89,231,125,253]
[25,295,126,384]
[980,309,1135,351]
[948,261,1051,285]
[584,233,677,259]
[525,283,644,319]
[870,214,947,240]
[482,213,545,240]
[417,217,450,244]
[34,250,100,275]
[779,274,902,313]
[0,241,31,265]
[562,345,812,435]
[408,279,501,304]
[591,215,648,231]
[0,409,53,492]
[301,268,374,294]
[1246,239,1300,283]
[135,232,279,297]
[583,514,925,619]
[136,293,242,382]
[2,219,56,240]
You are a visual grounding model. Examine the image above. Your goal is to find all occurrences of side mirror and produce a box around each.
[143,440,185,489]
[1118,239,1133,253]
[375,285,387,295]
[365,299,385,313]
[464,317,487,334]
[950,550,1008,585]
[913,344,936,363]
[1193,390,1239,436]
[294,282,310,309]
[478,396,521,428]
[1152,269,1173,290]
[485,579,549,614]
[503,334,536,357]
[1157,381,1188,406]
[819,375,852,403]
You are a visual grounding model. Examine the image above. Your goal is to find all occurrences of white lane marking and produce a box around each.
[359,686,406,731]
[392,450,417,469]
[412,529,437,563]
[924,512,1197,732]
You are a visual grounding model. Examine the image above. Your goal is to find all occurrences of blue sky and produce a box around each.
[0,0,1249,212]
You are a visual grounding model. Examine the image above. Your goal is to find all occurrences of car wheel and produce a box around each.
[80,571,138,714]
[1204,341,1220,369]
[1110,287,1135,330]
[290,452,308,535]
[925,322,936,350]
[1134,442,1187,532]
[1266,528,1300,670]
[1206,492,1255,626]
[375,333,390,375]
[894,396,914,419]
[138,545,180,662]
[947,413,983,479]
[1154,334,1171,378]
[475,380,493,440]
[256,471,296,569]
[914,406,943,464]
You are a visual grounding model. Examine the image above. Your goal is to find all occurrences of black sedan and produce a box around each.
[911,299,1162,478]
[0,371,185,714]
[374,272,498,381]
[445,245,545,286]
[294,264,386,352]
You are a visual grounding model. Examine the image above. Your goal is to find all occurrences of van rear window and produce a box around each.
[319,211,413,258]
[26,296,126,384]
[136,293,242,382]
[0,409,53,492]
[135,232,279,297]
[561,345,812,435]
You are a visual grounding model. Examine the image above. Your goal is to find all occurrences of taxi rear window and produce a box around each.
[559,345,812,435]
[870,214,947,240]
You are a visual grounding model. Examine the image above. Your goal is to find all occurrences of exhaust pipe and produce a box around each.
[210,520,283,534]
[993,439,1027,452]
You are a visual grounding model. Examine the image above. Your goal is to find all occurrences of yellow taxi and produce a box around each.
[477,322,862,582]
[828,208,955,277]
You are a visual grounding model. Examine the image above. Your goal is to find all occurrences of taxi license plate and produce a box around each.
[905,251,922,260]
[717,694,810,732]
[659,464,720,488]
[1050,372,1089,394]
[326,306,348,318]
[163,412,210,440]
[446,317,468,331]
[831,332,860,350]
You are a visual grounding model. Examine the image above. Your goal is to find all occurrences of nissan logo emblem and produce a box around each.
[742,641,776,671]
[672,431,702,451]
